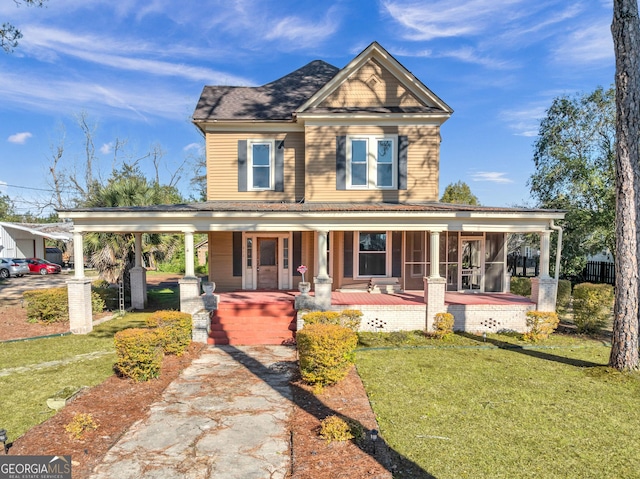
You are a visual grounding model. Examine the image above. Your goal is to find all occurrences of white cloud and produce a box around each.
[382,0,525,41]
[501,104,548,137]
[551,20,613,65]
[471,172,514,183]
[0,70,193,121]
[7,132,32,144]
[264,11,339,49]
[100,142,113,155]
[183,142,203,152]
[20,26,253,85]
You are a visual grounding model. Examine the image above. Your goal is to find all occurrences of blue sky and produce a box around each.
[0,0,614,216]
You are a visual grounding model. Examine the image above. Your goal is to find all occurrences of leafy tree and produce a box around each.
[0,194,18,221]
[610,0,640,371]
[529,86,615,277]
[1,0,47,53]
[84,165,183,284]
[440,181,480,205]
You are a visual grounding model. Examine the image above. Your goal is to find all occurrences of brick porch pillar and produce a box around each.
[130,233,147,310]
[313,229,333,310]
[67,231,93,334]
[424,230,446,332]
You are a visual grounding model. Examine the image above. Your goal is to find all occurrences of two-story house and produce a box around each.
[60,42,564,342]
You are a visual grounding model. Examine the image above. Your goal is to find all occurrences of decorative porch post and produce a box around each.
[531,229,557,312]
[67,231,93,334]
[179,229,202,314]
[130,233,148,310]
[424,230,446,332]
[313,229,333,310]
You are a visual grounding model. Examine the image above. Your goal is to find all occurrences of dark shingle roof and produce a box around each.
[193,60,339,121]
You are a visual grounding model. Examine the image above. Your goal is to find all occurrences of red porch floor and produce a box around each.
[214,290,534,307]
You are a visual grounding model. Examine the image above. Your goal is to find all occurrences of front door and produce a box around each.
[460,238,483,291]
[257,238,278,289]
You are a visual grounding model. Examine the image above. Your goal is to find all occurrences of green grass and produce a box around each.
[146,287,180,310]
[0,314,149,443]
[356,333,640,479]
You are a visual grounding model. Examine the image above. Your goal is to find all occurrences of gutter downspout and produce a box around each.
[549,220,563,281]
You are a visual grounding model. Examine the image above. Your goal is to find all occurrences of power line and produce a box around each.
[0,183,55,192]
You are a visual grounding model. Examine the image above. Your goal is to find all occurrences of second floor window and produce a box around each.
[347,135,397,189]
[249,141,274,190]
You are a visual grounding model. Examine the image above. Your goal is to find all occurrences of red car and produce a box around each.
[26,258,62,275]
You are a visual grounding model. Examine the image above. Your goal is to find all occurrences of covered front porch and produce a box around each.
[57,201,564,339]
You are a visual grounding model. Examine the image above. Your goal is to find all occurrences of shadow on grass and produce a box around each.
[458,332,604,368]
[220,345,437,479]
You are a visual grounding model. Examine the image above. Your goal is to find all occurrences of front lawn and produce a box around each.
[356,334,640,479]
[0,314,148,443]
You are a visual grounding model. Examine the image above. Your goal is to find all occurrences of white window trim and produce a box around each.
[247,139,275,191]
[354,230,391,278]
[346,134,398,190]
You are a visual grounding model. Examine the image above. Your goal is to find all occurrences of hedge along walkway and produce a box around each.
[0,350,113,377]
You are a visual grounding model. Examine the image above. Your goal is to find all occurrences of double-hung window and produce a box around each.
[358,231,387,276]
[347,135,397,189]
[248,140,274,190]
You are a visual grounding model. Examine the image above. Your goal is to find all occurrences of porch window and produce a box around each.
[283,238,289,270]
[347,136,397,189]
[358,231,387,276]
[439,231,459,291]
[246,238,253,268]
[485,233,506,292]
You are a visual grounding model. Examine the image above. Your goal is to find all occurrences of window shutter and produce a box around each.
[275,141,284,192]
[293,232,302,275]
[392,231,402,277]
[237,140,247,192]
[232,232,242,276]
[398,135,408,190]
[336,136,346,190]
[343,231,353,278]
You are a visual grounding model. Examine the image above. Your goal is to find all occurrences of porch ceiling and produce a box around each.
[57,201,565,234]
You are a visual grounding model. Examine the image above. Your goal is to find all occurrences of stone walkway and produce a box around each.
[89,345,297,479]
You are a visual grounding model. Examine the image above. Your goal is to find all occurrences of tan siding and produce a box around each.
[320,58,424,109]
[208,232,241,291]
[205,131,305,202]
[305,125,439,202]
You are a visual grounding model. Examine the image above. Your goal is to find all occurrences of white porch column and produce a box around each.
[73,231,84,278]
[539,230,551,279]
[184,230,196,278]
[179,229,201,314]
[532,229,557,312]
[130,233,147,310]
[67,231,92,334]
[429,231,441,278]
[314,229,332,310]
[425,230,446,332]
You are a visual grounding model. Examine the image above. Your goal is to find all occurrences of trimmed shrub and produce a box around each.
[297,323,358,389]
[145,310,192,356]
[91,291,106,314]
[510,277,531,297]
[523,311,560,342]
[432,312,454,339]
[114,328,163,382]
[24,288,68,323]
[319,415,354,443]
[64,413,99,440]
[92,280,118,311]
[556,279,572,313]
[302,309,363,332]
[572,283,614,334]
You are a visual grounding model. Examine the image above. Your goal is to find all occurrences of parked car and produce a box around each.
[0,258,30,278]
[26,258,62,275]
